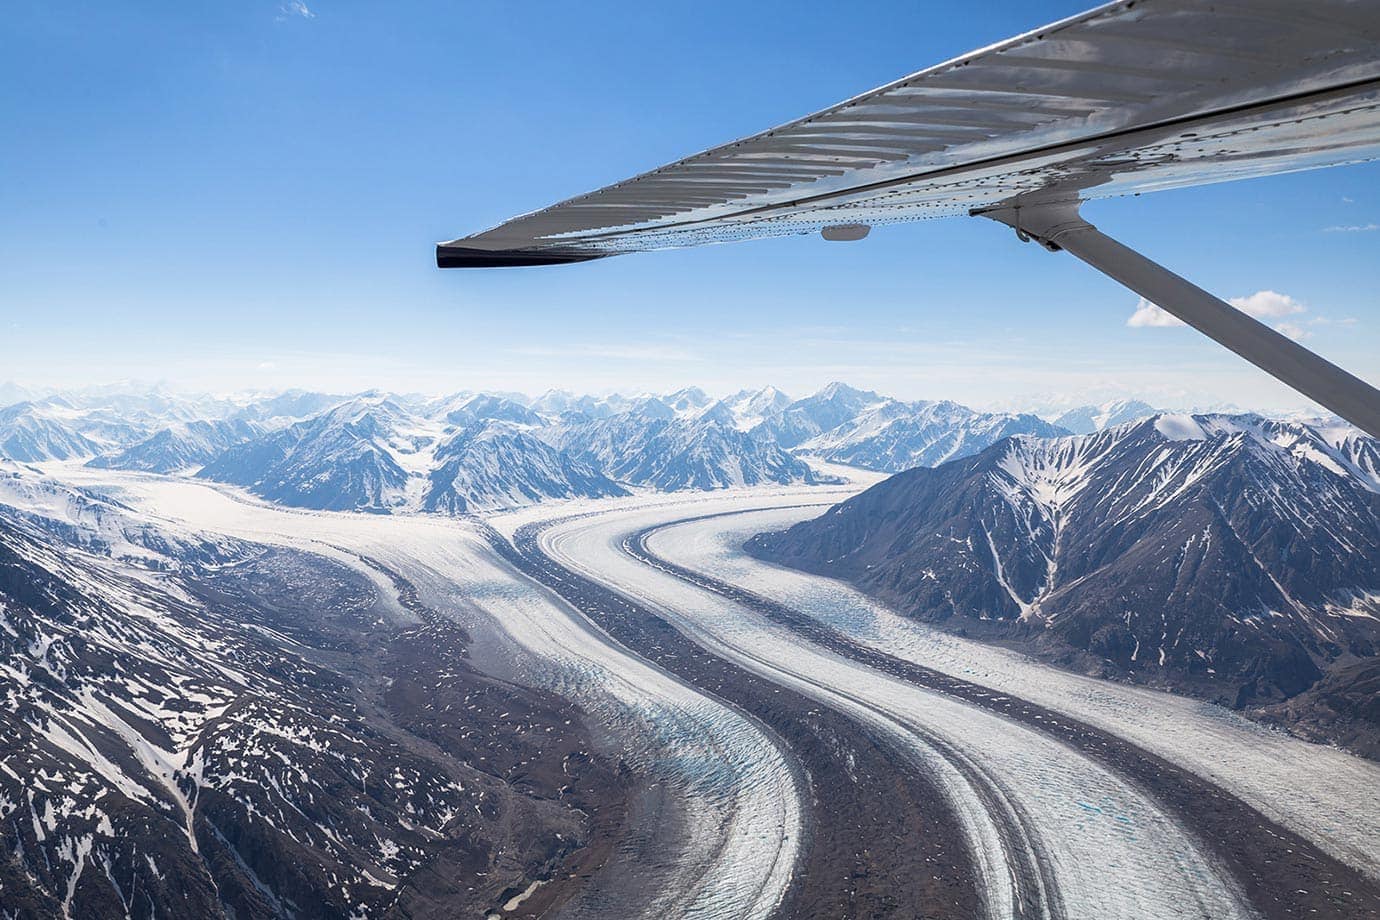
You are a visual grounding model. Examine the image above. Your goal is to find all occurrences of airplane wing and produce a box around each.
[436,0,1380,439]
[439,0,1380,265]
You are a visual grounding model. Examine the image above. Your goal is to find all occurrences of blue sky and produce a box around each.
[2,0,1377,412]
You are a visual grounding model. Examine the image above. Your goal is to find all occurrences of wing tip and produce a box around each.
[436,243,609,269]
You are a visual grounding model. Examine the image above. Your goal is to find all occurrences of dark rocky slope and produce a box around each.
[0,504,627,918]
[751,415,1380,753]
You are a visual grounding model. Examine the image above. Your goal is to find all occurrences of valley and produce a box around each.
[3,383,1379,917]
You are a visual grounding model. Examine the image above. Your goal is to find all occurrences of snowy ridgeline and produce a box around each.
[0,383,1175,515]
[1,382,1370,517]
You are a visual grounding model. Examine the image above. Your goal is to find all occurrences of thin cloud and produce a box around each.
[1129,289,1308,331]
[1274,322,1310,342]
[1323,223,1379,233]
[507,343,700,362]
[279,1,315,19]
[1126,297,1185,327]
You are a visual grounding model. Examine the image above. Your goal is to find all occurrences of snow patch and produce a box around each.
[1154,415,1207,441]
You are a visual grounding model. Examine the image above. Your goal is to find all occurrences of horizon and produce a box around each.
[0,375,1317,422]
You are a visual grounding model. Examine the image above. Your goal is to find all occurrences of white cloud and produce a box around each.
[1126,297,1185,327]
[1226,290,1306,318]
[279,1,315,19]
[1129,289,1311,330]
[1273,322,1310,342]
[1323,223,1379,233]
[507,343,700,362]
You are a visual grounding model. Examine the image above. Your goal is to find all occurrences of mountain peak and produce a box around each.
[444,394,541,427]
[627,396,677,421]
[1053,399,1161,434]
[663,387,712,416]
[693,400,737,427]
[815,381,876,402]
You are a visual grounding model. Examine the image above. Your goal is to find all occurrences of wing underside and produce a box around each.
[439,0,1380,266]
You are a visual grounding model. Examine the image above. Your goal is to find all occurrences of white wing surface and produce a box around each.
[439,0,1380,266]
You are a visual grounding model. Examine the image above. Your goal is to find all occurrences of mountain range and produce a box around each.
[750,413,1380,752]
[0,402,102,462]
[796,395,1067,471]
[4,378,1380,880]
[87,419,266,474]
[550,398,831,491]
[0,381,1083,513]
[1051,398,1160,434]
[425,420,627,513]
[0,381,1341,522]
[197,397,432,512]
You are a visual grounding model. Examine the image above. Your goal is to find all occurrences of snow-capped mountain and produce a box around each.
[750,382,886,449]
[233,388,345,425]
[0,388,268,463]
[1277,418,1380,491]
[197,396,629,514]
[0,465,609,917]
[0,380,38,408]
[409,389,472,420]
[728,383,1064,474]
[70,387,232,424]
[721,386,793,431]
[528,389,580,417]
[437,393,543,427]
[530,390,634,420]
[798,398,1067,472]
[751,414,1380,713]
[87,418,265,474]
[554,400,835,491]
[424,420,626,514]
[624,395,678,421]
[0,402,102,462]
[1052,399,1160,434]
[197,397,425,512]
[0,461,230,565]
[663,386,714,417]
[4,381,1197,512]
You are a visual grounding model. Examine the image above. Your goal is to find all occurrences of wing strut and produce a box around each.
[977,202,1380,439]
